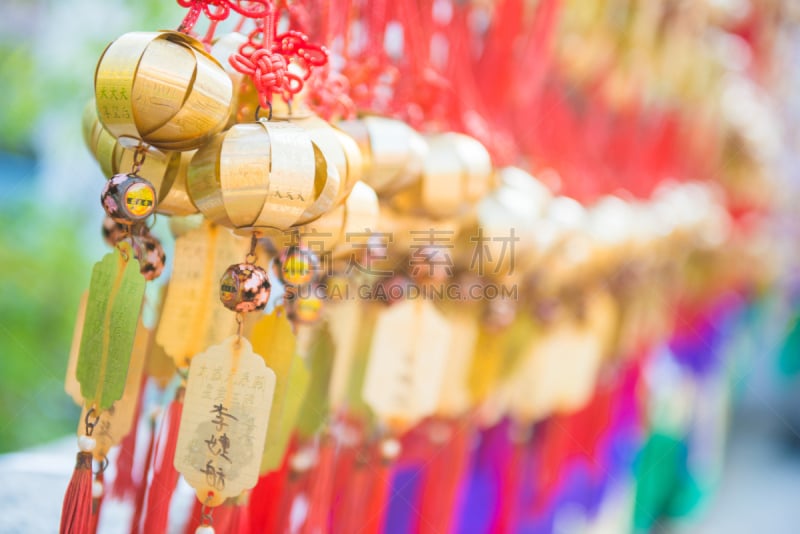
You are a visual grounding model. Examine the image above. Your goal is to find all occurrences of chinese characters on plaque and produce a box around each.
[174,336,276,506]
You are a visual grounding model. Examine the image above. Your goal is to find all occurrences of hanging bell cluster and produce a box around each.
[83,21,505,305]
[65,1,775,531]
[80,22,738,425]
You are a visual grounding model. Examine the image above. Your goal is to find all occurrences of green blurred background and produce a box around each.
[0,0,185,452]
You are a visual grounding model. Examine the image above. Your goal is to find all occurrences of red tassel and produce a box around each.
[182,498,203,534]
[361,443,395,534]
[416,420,472,534]
[212,503,236,533]
[247,438,294,534]
[229,502,250,534]
[89,470,105,534]
[275,457,312,533]
[60,451,93,534]
[333,449,370,534]
[110,427,138,500]
[129,414,157,534]
[111,377,147,500]
[492,430,530,534]
[301,437,336,534]
[140,392,184,534]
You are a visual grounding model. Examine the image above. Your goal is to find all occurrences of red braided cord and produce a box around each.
[229,6,329,110]
[177,0,271,33]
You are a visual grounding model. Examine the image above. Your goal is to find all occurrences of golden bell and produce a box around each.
[227,91,363,210]
[584,196,637,279]
[531,196,593,292]
[83,99,116,177]
[297,180,379,259]
[337,116,427,196]
[294,114,364,207]
[95,31,233,151]
[187,120,338,231]
[82,100,101,153]
[453,167,553,278]
[391,133,493,218]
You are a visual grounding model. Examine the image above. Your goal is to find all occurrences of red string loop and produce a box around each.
[274,31,330,75]
[177,0,230,33]
[177,0,272,33]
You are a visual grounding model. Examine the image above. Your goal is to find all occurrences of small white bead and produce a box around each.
[92,480,104,498]
[78,435,96,452]
[289,448,315,472]
[196,525,215,534]
[380,438,401,460]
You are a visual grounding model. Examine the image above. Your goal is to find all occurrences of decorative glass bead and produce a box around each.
[285,290,323,324]
[132,233,166,281]
[278,246,320,287]
[102,216,128,247]
[219,263,271,313]
[101,173,156,223]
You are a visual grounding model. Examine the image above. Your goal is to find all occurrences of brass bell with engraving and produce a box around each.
[187,119,339,232]
[94,31,233,151]
[337,116,428,197]
[271,180,379,263]
[391,133,494,219]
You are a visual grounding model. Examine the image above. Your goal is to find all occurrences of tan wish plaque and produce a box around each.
[156,223,248,367]
[362,299,451,428]
[65,291,89,405]
[174,336,276,506]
